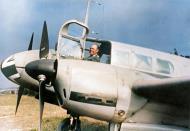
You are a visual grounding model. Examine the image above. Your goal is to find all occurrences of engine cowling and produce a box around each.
[55,59,131,123]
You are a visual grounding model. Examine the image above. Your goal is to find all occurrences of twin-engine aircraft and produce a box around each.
[1,19,190,131]
[1,5,190,131]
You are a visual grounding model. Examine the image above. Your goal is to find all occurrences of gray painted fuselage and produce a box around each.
[1,40,190,131]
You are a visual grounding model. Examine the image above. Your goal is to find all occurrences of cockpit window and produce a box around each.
[100,54,111,64]
[156,58,174,74]
[111,50,129,66]
[84,39,111,64]
[56,31,112,63]
[58,38,82,59]
[133,54,152,71]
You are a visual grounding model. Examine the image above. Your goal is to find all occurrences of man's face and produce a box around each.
[89,44,99,56]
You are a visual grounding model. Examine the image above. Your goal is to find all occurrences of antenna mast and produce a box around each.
[81,0,91,58]
[82,0,91,36]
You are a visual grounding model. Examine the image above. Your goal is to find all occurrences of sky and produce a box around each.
[1,0,190,88]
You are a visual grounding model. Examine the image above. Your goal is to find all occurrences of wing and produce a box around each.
[127,76,190,129]
[132,76,190,107]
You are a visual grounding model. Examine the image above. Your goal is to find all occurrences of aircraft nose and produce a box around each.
[1,55,20,83]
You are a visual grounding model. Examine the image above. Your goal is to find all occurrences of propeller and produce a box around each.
[38,21,49,131]
[38,75,46,130]
[25,21,58,131]
[55,42,58,51]
[28,32,34,50]
[15,86,24,115]
[40,21,49,59]
[15,32,34,115]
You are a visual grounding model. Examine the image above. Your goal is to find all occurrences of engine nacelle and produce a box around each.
[55,59,131,123]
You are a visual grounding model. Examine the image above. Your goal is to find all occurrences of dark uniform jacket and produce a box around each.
[85,55,100,62]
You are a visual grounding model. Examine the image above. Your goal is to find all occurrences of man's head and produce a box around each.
[89,44,99,56]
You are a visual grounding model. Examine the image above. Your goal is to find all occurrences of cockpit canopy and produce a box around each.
[56,20,111,64]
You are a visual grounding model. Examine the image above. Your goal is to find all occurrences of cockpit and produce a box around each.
[55,19,175,77]
[56,20,111,64]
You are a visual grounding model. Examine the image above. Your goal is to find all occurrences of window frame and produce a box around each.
[133,53,153,71]
[155,58,174,74]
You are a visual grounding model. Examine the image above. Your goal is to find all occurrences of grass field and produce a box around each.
[0,94,107,131]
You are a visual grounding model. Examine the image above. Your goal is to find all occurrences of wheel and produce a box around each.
[109,122,121,131]
[57,117,81,131]
[57,118,70,131]
[72,118,81,131]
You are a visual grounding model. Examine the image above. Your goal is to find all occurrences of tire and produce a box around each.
[72,119,81,131]
[57,118,70,131]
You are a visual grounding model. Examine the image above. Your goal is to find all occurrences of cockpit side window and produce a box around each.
[84,39,112,64]
[99,41,111,64]
[100,54,111,64]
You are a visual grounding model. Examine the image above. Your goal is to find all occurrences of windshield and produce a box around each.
[57,37,82,59]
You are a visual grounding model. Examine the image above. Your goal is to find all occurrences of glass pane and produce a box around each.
[100,54,111,64]
[134,54,152,71]
[68,24,84,38]
[112,51,129,66]
[58,38,82,59]
[156,59,174,74]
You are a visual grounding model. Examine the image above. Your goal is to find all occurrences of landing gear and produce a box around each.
[109,122,121,131]
[57,116,81,131]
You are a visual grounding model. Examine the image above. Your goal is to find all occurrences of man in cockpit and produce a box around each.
[85,43,100,62]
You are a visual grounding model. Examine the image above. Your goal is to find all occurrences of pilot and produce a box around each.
[85,43,100,62]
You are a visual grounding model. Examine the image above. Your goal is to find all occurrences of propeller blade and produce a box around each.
[38,77,46,131]
[15,86,24,115]
[55,42,58,51]
[28,32,34,50]
[40,21,49,59]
